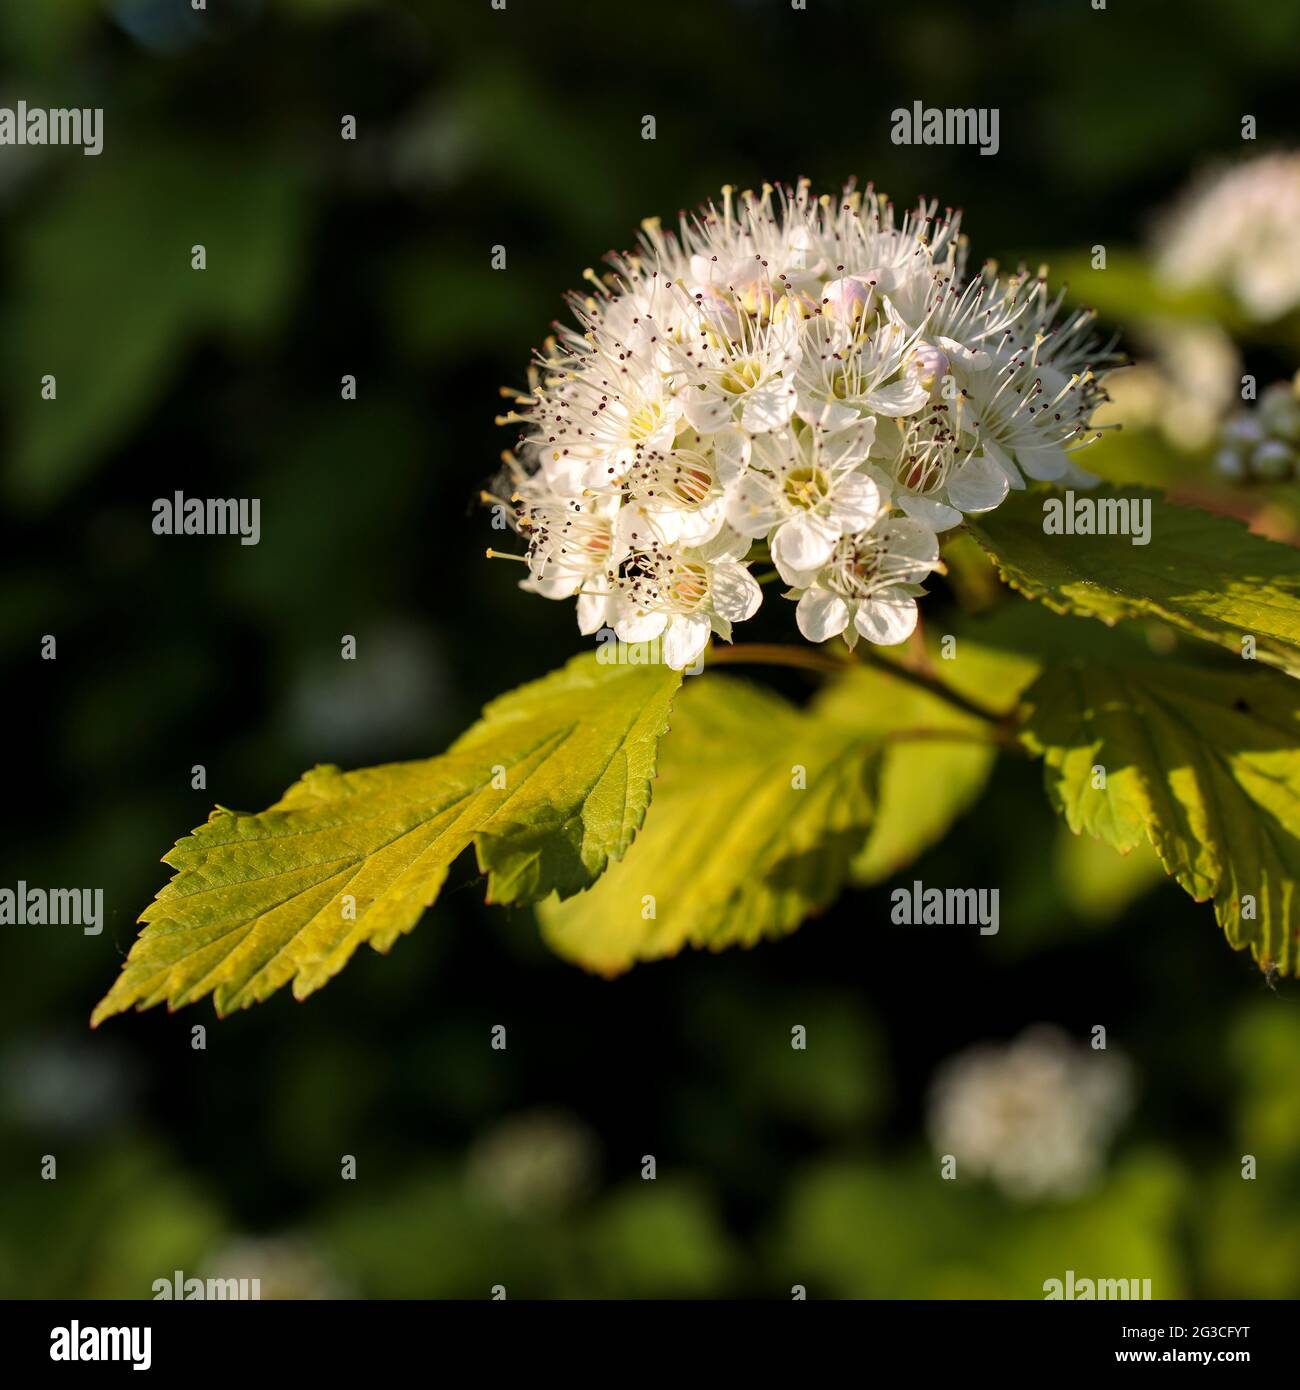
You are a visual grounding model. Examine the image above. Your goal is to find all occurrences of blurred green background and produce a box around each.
[3,0,1299,1299]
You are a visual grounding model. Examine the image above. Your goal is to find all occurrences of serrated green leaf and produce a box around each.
[1021,655,1300,975]
[538,673,885,974]
[970,487,1300,678]
[92,653,681,1023]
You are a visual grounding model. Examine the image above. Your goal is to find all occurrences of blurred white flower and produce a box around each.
[1157,152,1300,321]
[0,1033,135,1136]
[285,618,447,759]
[1096,319,1241,452]
[466,1108,599,1215]
[926,1024,1132,1201]
[201,1235,350,1300]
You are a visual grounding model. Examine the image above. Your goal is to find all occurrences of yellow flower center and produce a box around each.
[627,401,666,441]
[670,564,709,606]
[783,466,830,510]
[720,360,764,395]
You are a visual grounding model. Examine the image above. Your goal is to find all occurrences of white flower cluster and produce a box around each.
[1157,151,1300,322]
[493,181,1109,669]
[926,1025,1132,1201]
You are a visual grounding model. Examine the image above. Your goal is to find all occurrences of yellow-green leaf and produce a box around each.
[970,488,1300,679]
[93,653,681,1023]
[812,662,999,885]
[539,669,901,975]
[1021,655,1300,975]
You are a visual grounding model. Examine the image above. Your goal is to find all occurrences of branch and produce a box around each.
[704,642,1026,748]
[852,647,1013,728]
[705,643,852,676]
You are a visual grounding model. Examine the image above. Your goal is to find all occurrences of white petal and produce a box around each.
[880,517,941,573]
[981,436,1025,490]
[858,265,898,295]
[615,610,667,643]
[674,500,726,547]
[683,387,733,434]
[692,525,752,563]
[854,590,918,646]
[711,562,762,622]
[796,588,851,643]
[1059,458,1101,488]
[661,614,712,670]
[740,377,797,433]
[867,378,930,417]
[541,455,589,496]
[881,269,931,328]
[690,253,719,285]
[747,429,790,473]
[796,392,861,431]
[821,417,877,467]
[577,591,609,635]
[767,311,804,363]
[946,454,1010,514]
[771,512,838,579]
[938,336,991,371]
[897,493,964,532]
[726,473,784,538]
[862,463,894,506]
[727,255,766,292]
[583,454,632,488]
[831,470,886,532]
[524,568,583,600]
[695,288,741,338]
[613,503,652,555]
[1016,445,1069,481]
[709,424,751,484]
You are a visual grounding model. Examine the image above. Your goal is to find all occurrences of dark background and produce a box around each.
[2,0,1298,1297]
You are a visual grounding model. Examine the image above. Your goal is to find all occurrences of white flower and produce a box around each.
[467,1108,599,1214]
[515,488,626,635]
[675,308,802,436]
[794,315,928,430]
[1157,151,1300,322]
[620,425,748,548]
[790,513,941,648]
[490,180,1110,653]
[201,1237,350,1300]
[926,1025,1132,1202]
[609,540,761,669]
[729,420,886,582]
[878,317,1111,529]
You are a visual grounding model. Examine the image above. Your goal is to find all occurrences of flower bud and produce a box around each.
[1220,414,1264,448]
[821,275,876,322]
[908,341,950,394]
[1214,446,1247,479]
[694,285,741,338]
[1250,439,1295,479]
[1258,383,1300,443]
[771,288,818,323]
